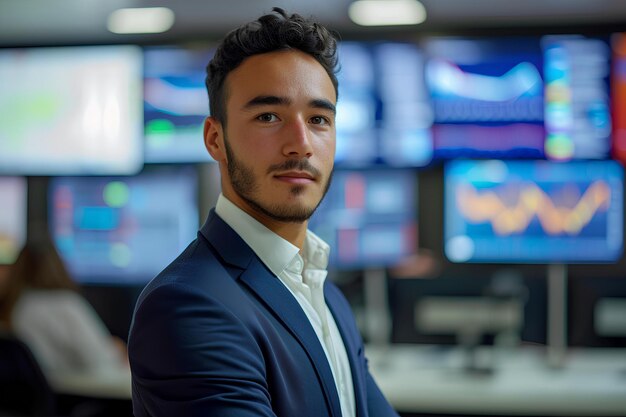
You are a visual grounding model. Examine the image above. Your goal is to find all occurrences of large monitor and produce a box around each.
[49,166,199,284]
[335,42,433,167]
[0,177,27,264]
[0,45,144,175]
[444,160,624,263]
[423,36,545,159]
[143,45,215,163]
[308,168,418,268]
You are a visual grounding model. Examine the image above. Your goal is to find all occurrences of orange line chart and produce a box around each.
[455,181,611,236]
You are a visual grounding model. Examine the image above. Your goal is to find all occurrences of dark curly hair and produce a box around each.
[205,7,340,126]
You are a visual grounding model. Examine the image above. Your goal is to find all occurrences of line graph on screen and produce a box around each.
[455,180,611,236]
[444,160,623,263]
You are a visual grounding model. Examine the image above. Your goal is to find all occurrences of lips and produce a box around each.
[273,171,316,183]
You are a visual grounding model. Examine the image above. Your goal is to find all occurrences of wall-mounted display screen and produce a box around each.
[309,168,418,268]
[335,42,433,167]
[143,45,215,163]
[0,45,143,175]
[49,167,199,284]
[0,177,27,265]
[444,160,624,263]
[424,37,545,159]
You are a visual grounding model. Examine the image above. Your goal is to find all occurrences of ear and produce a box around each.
[204,116,226,162]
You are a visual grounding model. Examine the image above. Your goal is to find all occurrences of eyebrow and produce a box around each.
[311,98,336,115]
[243,95,336,115]
[243,95,289,109]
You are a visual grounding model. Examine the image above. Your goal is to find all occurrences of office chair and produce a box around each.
[0,330,57,417]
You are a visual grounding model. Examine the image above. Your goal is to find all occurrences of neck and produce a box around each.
[261,217,308,250]
[242,206,308,249]
[223,189,309,249]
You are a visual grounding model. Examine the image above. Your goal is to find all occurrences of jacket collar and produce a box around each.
[199,210,343,417]
[199,209,255,269]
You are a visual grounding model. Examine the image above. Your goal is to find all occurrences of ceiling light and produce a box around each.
[107,7,175,34]
[349,0,427,26]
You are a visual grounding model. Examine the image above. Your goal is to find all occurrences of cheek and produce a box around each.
[316,136,335,167]
[226,129,270,163]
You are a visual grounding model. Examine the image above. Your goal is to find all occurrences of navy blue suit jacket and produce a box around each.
[128,210,399,417]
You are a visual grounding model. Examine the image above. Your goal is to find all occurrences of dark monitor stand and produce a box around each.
[547,263,568,369]
[363,268,392,347]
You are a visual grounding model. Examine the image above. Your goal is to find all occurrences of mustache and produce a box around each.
[267,159,322,178]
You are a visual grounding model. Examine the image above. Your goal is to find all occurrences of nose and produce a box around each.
[282,117,313,158]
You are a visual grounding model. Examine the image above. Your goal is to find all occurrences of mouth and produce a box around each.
[273,171,317,184]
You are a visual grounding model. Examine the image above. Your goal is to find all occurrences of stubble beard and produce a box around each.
[223,134,332,223]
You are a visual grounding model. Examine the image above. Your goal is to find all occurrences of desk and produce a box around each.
[45,346,626,415]
[366,344,626,416]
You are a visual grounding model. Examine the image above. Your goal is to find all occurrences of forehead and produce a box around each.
[224,49,337,106]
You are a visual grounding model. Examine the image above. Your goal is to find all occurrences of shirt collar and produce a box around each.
[303,229,330,271]
[215,194,329,277]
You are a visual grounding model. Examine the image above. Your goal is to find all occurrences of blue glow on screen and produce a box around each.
[444,160,624,263]
[424,37,545,159]
[309,168,418,268]
[143,46,215,163]
[335,42,433,167]
[49,166,199,283]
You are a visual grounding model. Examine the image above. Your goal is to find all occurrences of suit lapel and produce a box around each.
[200,211,343,417]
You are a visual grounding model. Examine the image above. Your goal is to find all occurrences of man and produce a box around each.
[128,8,399,417]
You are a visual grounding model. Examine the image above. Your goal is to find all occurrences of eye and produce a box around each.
[310,116,330,126]
[256,113,279,123]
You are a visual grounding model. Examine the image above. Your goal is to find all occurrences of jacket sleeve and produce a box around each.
[128,281,277,417]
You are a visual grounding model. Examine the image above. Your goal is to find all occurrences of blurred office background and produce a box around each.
[1,0,626,416]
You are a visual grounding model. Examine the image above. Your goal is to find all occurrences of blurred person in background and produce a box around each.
[0,237,129,378]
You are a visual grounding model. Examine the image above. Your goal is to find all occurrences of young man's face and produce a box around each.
[209,49,337,224]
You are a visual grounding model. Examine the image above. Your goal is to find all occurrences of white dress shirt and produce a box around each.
[215,194,356,417]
